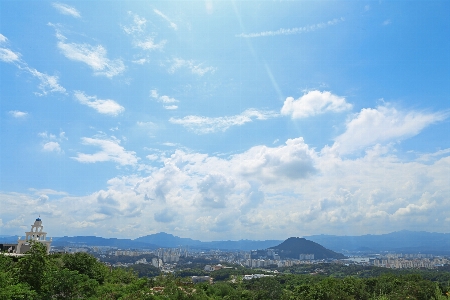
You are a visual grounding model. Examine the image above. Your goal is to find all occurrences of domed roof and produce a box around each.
[36,217,41,221]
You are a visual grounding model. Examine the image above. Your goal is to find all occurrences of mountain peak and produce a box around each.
[270,237,345,259]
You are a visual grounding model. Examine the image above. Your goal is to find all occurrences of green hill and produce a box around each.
[270,237,346,260]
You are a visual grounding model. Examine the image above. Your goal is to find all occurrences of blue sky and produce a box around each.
[1,1,449,240]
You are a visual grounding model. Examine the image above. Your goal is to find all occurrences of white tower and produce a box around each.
[16,217,52,254]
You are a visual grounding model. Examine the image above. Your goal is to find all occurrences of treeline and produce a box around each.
[1,242,449,299]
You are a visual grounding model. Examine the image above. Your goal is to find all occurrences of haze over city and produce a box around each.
[1,1,449,241]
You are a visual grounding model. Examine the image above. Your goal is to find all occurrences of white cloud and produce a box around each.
[150,89,179,110]
[382,19,392,26]
[52,3,81,18]
[417,148,450,162]
[74,91,124,116]
[170,109,279,134]
[72,137,139,166]
[153,9,178,30]
[132,58,147,64]
[134,38,166,50]
[2,135,450,239]
[168,58,216,76]
[281,90,352,119]
[0,47,20,62]
[234,137,317,183]
[122,12,146,34]
[159,95,178,104]
[0,34,7,43]
[55,31,125,78]
[9,110,28,118]
[43,141,61,153]
[24,67,66,96]
[0,36,65,95]
[330,105,448,155]
[39,130,66,153]
[237,17,344,38]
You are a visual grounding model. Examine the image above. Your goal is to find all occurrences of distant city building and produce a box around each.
[192,276,212,284]
[299,254,314,260]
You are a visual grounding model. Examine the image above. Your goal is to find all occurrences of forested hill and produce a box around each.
[270,237,346,259]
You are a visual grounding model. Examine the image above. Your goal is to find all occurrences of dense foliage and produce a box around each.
[1,242,449,299]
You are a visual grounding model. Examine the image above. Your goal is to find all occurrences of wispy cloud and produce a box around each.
[0,47,20,62]
[122,12,146,34]
[237,17,344,38]
[382,19,392,26]
[9,110,28,118]
[23,66,66,96]
[0,34,7,43]
[52,3,81,18]
[0,34,66,95]
[170,109,279,134]
[329,105,449,155]
[132,58,147,65]
[74,91,124,116]
[281,90,352,119]
[168,57,216,76]
[54,29,125,78]
[72,137,139,166]
[134,38,166,50]
[164,105,178,110]
[154,9,178,30]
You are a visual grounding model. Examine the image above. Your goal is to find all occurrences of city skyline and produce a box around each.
[1,1,449,240]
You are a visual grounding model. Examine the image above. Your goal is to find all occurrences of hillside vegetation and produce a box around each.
[1,242,449,299]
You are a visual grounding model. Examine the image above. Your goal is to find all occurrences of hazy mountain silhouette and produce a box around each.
[306,230,450,254]
[270,237,346,259]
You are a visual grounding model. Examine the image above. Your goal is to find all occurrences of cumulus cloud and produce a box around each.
[281,90,352,119]
[234,137,317,182]
[150,89,179,110]
[72,137,139,166]
[43,141,61,153]
[55,30,125,78]
[52,2,81,18]
[2,134,450,239]
[196,174,235,209]
[168,58,216,76]
[170,109,279,134]
[9,110,28,118]
[39,131,66,153]
[74,91,124,116]
[154,208,177,223]
[237,17,344,38]
[153,9,178,30]
[330,105,448,155]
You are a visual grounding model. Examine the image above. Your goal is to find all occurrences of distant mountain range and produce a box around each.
[306,231,450,255]
[19,233,282,251]
[1,230,450,254]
